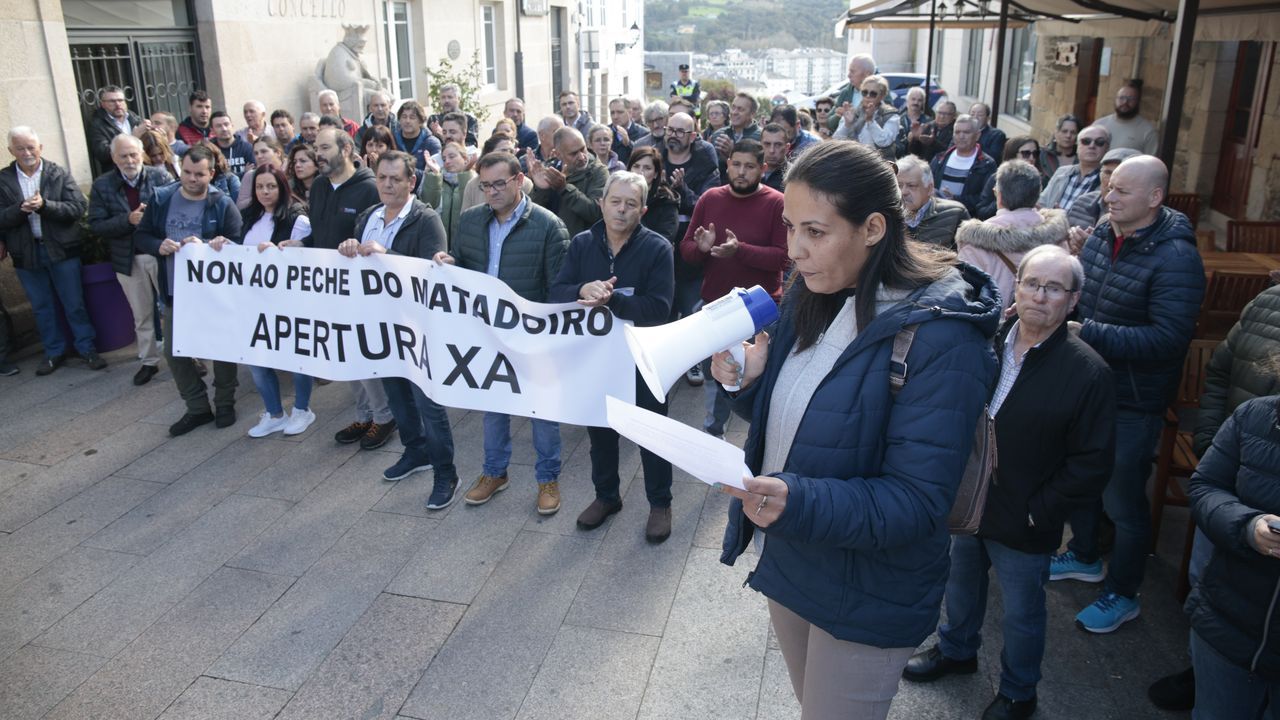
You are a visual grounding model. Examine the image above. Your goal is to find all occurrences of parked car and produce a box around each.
[882,73,948,110]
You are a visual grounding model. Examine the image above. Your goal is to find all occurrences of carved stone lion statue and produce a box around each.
[309,25,389,117]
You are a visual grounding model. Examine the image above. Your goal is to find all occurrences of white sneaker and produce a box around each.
[283,407,317,436]
[248,412,290,438]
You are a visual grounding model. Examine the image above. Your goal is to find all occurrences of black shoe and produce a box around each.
[170,412,215,436]
[1148,666,1195,711]
[982,693,1037,720]
[35,355,65,376]
[0,362,18,377]
[335,420,372,444]
[902,645,978,682]
[133,364,159,386]
[359,420,397,450]
[576,498,624,530]
[214,406,236,428]
[84,351,107,370]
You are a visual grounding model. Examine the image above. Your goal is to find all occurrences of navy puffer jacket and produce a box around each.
[1187,396,1280,681]
[1076,207,1204,413]
[721,264,999,648]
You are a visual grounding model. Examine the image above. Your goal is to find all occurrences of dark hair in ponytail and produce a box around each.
[784,140,956,351]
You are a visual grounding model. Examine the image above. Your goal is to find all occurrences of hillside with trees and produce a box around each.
[645,0,849,52]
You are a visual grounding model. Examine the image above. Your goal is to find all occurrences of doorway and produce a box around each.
[1212,41,1274,219]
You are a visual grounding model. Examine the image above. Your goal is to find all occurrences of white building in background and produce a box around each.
[2,0,646,187]
[760,48,847,95]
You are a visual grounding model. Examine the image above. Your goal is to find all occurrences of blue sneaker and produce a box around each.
[383,456,432,482]
[1049,551,1105,582]
[426,478,459,510]
[1076,592,1140,634]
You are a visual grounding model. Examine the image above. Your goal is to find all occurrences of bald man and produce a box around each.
[1052,155,1205,635]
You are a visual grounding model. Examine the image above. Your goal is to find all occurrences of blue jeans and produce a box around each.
[14,244,96,358]
[1066,409,1163,598]
[939,536,1050,702]
[383,378,457,483]
[482,412,560,483]
[249,366,313,416]
[702,357,732,436]
[1191,629,1280,720]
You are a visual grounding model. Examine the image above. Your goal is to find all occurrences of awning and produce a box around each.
[836,0,1278,31]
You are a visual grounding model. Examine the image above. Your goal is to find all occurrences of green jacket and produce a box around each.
[530,156,608,238]
[453,196,570,302]
[1195,285,1280,456]
[418,170,474,250]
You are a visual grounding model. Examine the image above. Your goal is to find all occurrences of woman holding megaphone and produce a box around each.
[711,141,1000,720]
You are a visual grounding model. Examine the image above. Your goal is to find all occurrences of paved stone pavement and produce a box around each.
[0,347,1193,719]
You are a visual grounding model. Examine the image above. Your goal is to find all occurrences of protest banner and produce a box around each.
[171,244,635,426]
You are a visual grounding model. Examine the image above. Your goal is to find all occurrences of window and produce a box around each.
[481,4,498,86]
[963,30,984,97]
[383,1,413,99]
[1003,27,1037,121]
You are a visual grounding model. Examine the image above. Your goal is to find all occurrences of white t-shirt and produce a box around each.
[243,213,311,246]
[939,150,978,200]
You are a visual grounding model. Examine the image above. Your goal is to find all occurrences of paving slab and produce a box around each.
[208,510,434,691]
[35,493,292,657]
[400,531,600,720]
[637,547,770,720]
[113,420,247,484]
[564,480,704,637]
[0,644,107,720]
[0,422,168,533]
[0,545,140,662]
[276,593,466,720]
[236,413,362,502]
[46,567,293,720]
[155,676,293,720]
[756,648,801,720]
[514,624,660,720]
[0,475,161,589]
[227,449,395,576]
[385,464,540,605]
[0,458,41,495]
[693,485,733,549]
[84,435,293,555]
[3,373,173,465]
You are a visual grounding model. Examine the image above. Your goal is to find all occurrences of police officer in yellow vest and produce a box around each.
[669,64,701,118]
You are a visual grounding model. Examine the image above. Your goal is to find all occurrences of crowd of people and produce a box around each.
[1,49,1277,720]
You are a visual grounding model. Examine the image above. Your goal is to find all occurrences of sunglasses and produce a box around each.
[862,90,881,98]
[1018,149,1038,158]
[1079,137,1108,147]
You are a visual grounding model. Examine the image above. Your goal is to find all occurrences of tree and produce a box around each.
[423,52,491,124]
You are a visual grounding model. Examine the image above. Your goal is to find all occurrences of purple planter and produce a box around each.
[57,262,136,353]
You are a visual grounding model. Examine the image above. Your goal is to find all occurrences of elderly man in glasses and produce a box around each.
[1039,125,1110,213]
[905,243,1116,720]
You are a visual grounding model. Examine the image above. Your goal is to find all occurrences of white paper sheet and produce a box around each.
[605,395,751,491]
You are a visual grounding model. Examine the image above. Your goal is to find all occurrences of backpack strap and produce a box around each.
[994,250,1018,275]
[889,323,920,396]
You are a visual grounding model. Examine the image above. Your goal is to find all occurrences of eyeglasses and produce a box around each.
[1017,279,1075,298]
[478,177,515,193]
[862,90,881,98]
[1018,149,1038,159]
[1078,137,1108,147]
[667,128,692,138]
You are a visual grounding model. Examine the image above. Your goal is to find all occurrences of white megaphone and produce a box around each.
[625,285,779,402]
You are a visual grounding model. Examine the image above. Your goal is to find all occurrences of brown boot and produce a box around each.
[645,507,672,544]
[576,498,622,530]
[334,420,372,444]
[360,419,398,449]
[537,481,561,515]
[464,473,509,505]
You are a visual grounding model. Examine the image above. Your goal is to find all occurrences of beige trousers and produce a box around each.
[768,599,914,720]
[116,254,161,365]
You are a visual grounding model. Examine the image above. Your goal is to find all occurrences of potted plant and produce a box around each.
[61,212,135,352]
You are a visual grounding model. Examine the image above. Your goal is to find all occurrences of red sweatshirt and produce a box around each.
[679,184,789,303]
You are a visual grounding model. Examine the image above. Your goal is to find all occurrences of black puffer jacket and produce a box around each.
[1076,207,1205,414]
[0,160,87,269]
[88,166,175,275]
[1187,396,1280,681]
[1195,286,1280,456]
